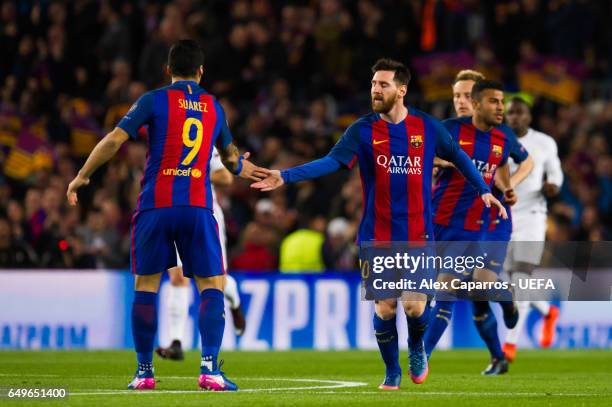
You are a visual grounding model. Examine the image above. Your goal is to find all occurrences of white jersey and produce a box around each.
[509,128,563,216]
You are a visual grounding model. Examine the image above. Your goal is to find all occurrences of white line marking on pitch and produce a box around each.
[286,391,610,397]
[70,378,367,396]
[70,390,612,398]
[1,374,608,398]
[0,373,60,377]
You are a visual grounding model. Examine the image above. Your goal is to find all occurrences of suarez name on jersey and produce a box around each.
[117,80,233,212]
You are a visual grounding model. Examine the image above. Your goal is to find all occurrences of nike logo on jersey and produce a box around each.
[373,139,388,145]
[459,140,472,146]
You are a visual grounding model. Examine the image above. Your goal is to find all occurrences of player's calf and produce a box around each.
[130,287,159,390]
[472,301,508,374]
[404,297,430,384]
[373,300,401,388]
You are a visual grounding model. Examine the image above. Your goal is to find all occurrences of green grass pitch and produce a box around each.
[1,350,611,406]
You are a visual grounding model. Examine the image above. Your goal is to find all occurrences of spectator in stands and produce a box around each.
[0,216,36,268]
[279,214,327,273]
[0,0,609,271]
[322,217,357,271]
[230,199,280,271]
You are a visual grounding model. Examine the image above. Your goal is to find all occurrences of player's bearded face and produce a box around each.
[475,89,505,126]
[371,71,403,113]
[371,90,396,113]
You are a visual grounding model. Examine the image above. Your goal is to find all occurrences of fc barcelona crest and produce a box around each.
[492,144,502,157]
[410,135,423,148]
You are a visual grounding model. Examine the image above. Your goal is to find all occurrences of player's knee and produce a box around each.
[402,300,426,318]
[134,273,162,293]
[195,275,225,293]
[472,268,497,283]
[437,273,458,290]
[436,273,459,297]
[374,300,397,320]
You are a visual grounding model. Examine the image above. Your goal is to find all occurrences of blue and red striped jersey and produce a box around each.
[487,131,529,237]
[432,116,524,232]
[117,80,232,212]
[328,109,488,243]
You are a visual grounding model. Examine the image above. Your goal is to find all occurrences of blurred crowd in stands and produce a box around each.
[0,0,610,270]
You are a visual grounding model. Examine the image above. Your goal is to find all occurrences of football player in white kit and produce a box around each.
[502,97,564,362]
[156,147,245,360]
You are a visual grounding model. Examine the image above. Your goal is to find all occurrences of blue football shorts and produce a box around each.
[130,206,224,278]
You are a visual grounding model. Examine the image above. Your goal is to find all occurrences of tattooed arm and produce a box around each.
[217,142,269,182]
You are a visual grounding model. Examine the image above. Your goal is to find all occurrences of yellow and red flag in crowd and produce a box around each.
[0,105,22,147]
[412,51,501,102]
[69,98,102,157]
[3,126,52,180]
[518,57,586,105]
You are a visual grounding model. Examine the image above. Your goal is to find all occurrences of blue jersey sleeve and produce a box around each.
[280,119,363,183]
[215,103,233,150]
[280,156,342,184]
[433,119,491,195]
[327,121,360,167]
[117,92,154,139]
[433,119,462,160]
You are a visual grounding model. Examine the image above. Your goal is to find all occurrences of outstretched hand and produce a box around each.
[66,174,90,206]
[250,169,284,192]
[238,152,271,182]
[481,193,508,219]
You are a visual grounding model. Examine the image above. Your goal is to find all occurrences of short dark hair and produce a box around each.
[168,39,204,78]
[371,58,411,86]
[471,79,504,100]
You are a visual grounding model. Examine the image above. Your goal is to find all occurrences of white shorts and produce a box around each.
[507,211,547,266]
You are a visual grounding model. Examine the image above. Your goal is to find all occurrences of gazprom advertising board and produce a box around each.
[1,271,611,350]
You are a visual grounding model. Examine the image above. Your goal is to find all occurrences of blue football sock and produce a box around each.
[497,300,515,315]
[132,290,158,376]
[199,288,225,374]
[493,280,515,315]
[373,313,400,375]
[472,301,504,359]
[406,302,430,349]
[472,286,513,302]
[424,301,453,357]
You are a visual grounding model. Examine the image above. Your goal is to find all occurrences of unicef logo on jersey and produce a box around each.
[376,155,422,175]
[162,167,202,178]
